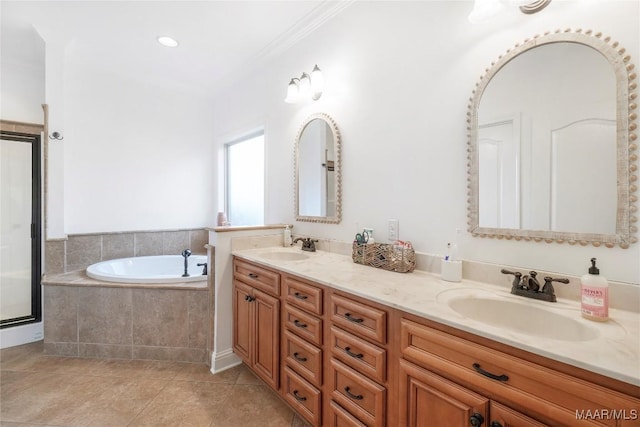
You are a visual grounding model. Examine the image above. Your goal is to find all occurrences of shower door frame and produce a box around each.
[0,130,42,328]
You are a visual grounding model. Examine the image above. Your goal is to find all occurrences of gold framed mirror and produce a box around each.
[295,113,342,224]
[467,29,637,248]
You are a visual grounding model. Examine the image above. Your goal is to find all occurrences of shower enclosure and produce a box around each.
[0,130,41,328]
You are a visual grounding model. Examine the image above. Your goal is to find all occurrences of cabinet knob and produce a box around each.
[469,413,485,427]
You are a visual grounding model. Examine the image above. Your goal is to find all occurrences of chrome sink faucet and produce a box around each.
[501,269,569,302]
[293,237,318,252]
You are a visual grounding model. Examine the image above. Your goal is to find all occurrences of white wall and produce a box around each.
[58,57,216,234]
[210,1,640,284]
[0,57,44,123]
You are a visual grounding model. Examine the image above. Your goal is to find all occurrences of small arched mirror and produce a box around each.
[295,113,341,224]
[467,29,638,248]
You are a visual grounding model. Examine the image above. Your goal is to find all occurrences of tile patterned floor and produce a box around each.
[0,341,309,427]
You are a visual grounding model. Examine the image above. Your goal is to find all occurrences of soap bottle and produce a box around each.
[364,228,375,244]
[283,225,292,247]
[580,258,609,322]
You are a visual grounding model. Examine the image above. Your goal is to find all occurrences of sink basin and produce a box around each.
[443,293,599,342]
[258,251,309,261]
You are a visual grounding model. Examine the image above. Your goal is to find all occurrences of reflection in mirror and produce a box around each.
[295,113,341,224]
[468,30,637,248]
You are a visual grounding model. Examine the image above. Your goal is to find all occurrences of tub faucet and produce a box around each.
[181,249,191,277]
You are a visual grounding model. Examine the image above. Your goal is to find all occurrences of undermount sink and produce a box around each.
[440,290,600,342]
[258,251,309,261]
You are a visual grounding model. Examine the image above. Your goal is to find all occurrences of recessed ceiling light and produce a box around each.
[157,36,179,48]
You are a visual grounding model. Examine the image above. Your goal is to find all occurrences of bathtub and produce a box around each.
[86,255,208,284]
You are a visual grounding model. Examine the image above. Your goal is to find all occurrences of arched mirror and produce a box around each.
[295,113,341,224]
[467,29,638,248]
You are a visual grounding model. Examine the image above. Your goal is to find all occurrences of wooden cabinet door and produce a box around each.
[489,402,547,427]
[399,359,489,427]
[253,288,280,390]
[233,280,252,364]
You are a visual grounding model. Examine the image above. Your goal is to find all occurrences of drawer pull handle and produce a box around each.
[294,292,308,300]
[344,347,364,359]
[344,386,364,400]
[490,422,503,427]
[293,352,307,362]
[469,413,485,427]
[248,273,259,279]
[292,390,307,402]
[293,319,308,328]
[344,313,364,323]
[472,363,509,382]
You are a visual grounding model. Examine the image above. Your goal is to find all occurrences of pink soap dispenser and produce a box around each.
[580,258,609,322]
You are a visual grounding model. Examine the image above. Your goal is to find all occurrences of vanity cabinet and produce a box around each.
[281,275,325,426]
[232,260,281,390]
[399,316,639,427]
[232,256,639,427]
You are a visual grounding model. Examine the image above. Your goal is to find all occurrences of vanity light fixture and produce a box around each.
[468,0,551,23]
[285,65,324,103]
[157,35,179,48]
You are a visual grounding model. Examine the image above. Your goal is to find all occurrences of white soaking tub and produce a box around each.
[86,255,208,284]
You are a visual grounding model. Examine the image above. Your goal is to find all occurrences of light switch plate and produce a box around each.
[388,219,399,241]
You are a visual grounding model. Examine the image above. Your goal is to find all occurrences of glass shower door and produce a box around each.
[0,131,41,327]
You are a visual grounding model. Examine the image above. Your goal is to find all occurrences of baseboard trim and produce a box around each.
[210,347,241,374]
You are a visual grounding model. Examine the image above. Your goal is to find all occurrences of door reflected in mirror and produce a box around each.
[477,42,617,234]
[467,30,637,248]
[295,113,341,224]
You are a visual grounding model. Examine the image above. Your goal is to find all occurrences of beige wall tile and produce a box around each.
[78,287,133,345]
[44,240,65,275]
[162,230,189,255]
[43,342,79,357]
[79,343,132,359]
[134,232,163,256]
[187,290,209,349]
[102,233,134,260]
[189,229,208,254]
[66,235,101,271]
[132,345,207,363]
[43,286,78,343]
[132,289,188,347]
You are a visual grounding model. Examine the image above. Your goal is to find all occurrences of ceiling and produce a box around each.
[1,1,351,97]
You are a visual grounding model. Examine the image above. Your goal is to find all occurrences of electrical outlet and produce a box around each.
[388,219,399,241]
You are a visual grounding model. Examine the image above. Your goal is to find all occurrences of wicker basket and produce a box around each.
[352,242,416,273]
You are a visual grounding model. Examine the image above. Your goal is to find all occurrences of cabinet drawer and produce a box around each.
[329,359,386,427]
[283,330,322,387]
[234,259,280,296]
[330,294,387,345]
[284,276,323,315]
[400,318,640,427]
[283,366,322,427]
[329,326,386,383]
[284,304,323,347]
[327,401,367,427]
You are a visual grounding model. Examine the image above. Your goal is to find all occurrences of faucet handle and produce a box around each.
[541,276,570,300]
[501,269,524,290]
[500,269,522,278]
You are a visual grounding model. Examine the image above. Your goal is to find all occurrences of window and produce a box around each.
[225,131,265,226]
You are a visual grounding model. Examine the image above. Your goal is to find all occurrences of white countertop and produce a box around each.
[233,246,640,387]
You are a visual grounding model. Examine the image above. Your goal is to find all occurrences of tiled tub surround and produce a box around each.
[44,228,209,275]
[41,278,210,363]
[41,228,211,363]
[233,245,640,387]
